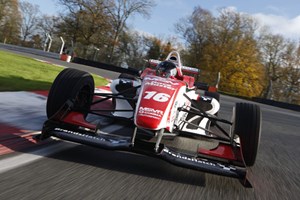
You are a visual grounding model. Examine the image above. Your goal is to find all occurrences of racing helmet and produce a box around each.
[156,61,177,78]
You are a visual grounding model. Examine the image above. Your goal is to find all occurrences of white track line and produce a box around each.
[0,141,77,174]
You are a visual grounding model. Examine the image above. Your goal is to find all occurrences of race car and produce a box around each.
[37,51,261,187]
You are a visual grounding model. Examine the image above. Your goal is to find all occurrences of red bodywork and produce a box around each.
[134,75,186,130]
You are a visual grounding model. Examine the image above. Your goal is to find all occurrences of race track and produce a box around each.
[0,49,299,199]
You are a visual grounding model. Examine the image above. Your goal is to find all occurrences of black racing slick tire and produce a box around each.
[46,68,94,119]
[233,103,261,167]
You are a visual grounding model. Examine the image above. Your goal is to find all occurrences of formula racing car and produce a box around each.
[37,51,261,187]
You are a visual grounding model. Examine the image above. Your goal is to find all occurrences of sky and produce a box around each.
[26,0,300,40]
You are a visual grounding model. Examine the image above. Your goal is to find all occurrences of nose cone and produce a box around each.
[134,75,185,130]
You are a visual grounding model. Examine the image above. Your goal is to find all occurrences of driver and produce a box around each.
[156,60,177,78]
[110,53,181,118]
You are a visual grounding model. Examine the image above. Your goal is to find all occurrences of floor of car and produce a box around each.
[86,113,221,153]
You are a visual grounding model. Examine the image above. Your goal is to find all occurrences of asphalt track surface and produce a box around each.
[0,49,299,199]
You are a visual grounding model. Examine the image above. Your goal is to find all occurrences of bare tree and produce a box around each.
[279,41,300,104]
[117,30,148,68]
[0,0,21,44]
[56,0,155,62]
[258,31,287,99]
[106,0,155,63]
[19,1,40,44]
[57,0,113,58]
[37,14,60,37]
[175,6,214,68]
[0,0,10,22]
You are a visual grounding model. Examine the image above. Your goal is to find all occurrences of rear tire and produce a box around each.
[46,68,94,119]
[233,103,261,166]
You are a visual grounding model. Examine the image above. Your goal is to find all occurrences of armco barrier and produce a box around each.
[219,91,299,112]
[252,98,300,112]
[72,57,140,76]
[0,43,60,59]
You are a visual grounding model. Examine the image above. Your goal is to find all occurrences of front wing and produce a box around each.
[39,107,251,187]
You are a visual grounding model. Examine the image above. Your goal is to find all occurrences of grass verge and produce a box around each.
[0,50,108,91]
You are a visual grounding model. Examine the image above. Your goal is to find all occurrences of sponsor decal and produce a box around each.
[54,128,127,143]
[217,163,237,171]
[120,79,132,84]
[143,91,170,102]
[144,77,179,85]
[55,127,107,142]
[145,81,175,90]
[138,107,163,119]
[162,148,216,166]
[201,96,212,102]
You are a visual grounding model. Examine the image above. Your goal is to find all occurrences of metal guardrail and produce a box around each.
[252,97,300,112]
[220,91,300,112]
[72,57,140,76]
[0,43,60,59]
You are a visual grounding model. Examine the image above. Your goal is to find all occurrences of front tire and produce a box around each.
[46,68,94,119]
[233,103,261,166]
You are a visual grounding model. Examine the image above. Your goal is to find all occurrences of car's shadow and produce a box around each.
[43,142,207,187]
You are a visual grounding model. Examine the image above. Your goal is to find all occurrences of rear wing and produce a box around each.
[181,66,200,75]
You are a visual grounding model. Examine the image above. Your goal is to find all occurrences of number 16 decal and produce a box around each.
[144,91,170,102]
